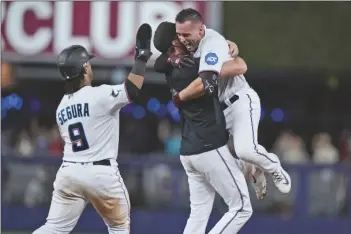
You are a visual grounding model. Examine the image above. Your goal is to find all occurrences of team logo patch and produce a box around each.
[205,52,218,65]
[111,89,120,98]
[204,80,214,93]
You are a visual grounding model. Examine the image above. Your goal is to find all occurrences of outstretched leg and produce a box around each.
[228,89,291,194]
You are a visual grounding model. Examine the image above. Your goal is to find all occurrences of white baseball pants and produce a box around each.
[32,160,130,234]
[180,145,252,234]
[223,87,282,173]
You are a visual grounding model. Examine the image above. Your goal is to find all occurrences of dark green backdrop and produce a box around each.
[223,2,351,71]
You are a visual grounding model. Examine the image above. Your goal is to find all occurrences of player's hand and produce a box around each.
[135,23,153,62]
[170,88,182,108]
[168,54,195,69]
[226,40,239,58]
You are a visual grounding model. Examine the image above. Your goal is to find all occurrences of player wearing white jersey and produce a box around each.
[32,24,153,234]
[176,9,291,197]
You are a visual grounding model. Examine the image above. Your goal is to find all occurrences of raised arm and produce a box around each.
[101,23,153,113]
[125,23,153,96]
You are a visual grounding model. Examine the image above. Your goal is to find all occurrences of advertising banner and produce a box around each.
[1,1,221,65]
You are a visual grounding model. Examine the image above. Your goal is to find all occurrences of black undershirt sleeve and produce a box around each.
[125,79,141,101]
[199,71,219,95]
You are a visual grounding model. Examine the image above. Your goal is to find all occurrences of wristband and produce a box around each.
[131,59,147,76]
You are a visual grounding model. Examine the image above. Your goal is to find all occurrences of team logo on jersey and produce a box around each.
[205,52,218,65]
[204,80,214,93]
[111,89,120,98]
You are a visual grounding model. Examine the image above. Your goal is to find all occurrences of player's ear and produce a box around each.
[199,24,204,35]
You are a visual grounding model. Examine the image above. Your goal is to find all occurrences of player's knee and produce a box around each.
[244,203,253,220]
[245,204,253,219]
[241,208,253,223]
[227,196,253,218]
[228,205,252,223]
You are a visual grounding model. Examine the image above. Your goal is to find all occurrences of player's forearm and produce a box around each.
[129,59,146,89]
[124,59,146,102]
[127,73,144,90]
[220,56,247,78]
[178,71,218,101]
[179,78,205,101]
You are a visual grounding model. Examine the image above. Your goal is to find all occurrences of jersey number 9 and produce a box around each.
[68,122,90,152]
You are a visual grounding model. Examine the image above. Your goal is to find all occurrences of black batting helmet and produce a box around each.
[57,45,95,80]
[153,21,176,53]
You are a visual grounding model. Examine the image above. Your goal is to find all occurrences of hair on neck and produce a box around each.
[64,68,87,95]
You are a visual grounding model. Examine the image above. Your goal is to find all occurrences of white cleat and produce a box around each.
[250,167,267,200]
[271,168,291,194]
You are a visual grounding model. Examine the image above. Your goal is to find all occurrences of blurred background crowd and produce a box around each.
[2,114,349,216]
[1,1,350,234]
[2,115,350,163]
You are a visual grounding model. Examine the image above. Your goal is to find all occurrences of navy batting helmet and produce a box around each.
[57,45,95,80]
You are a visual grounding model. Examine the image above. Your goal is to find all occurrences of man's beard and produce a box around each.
[185,40,200,52]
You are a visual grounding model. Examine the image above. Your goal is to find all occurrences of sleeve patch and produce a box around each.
[111,88,121,98]
[205,52,219,65]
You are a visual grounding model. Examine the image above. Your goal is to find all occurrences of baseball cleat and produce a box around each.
[250,167,267,200]
[272,168,291,194]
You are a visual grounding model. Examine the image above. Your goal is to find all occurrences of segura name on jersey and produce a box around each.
[58,103,90,125]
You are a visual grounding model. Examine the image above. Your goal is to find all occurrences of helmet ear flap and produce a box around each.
[59,69,67,79]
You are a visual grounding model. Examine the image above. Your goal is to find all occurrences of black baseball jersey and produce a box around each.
[154,54,229,155]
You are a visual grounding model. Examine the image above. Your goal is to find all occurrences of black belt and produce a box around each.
[220,94,239,110]
[63,159,111,166]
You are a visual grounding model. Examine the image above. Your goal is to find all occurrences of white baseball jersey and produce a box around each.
[56,84,130,163]
[193,26,249,102]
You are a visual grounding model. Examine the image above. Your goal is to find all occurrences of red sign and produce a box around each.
[1,1,210,60]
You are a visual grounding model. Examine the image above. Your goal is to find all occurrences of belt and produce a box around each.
[63,159,112,166]
[220,94,239,110]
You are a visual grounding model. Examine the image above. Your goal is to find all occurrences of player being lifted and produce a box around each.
[32,24,153,234]
[174,9,291,195]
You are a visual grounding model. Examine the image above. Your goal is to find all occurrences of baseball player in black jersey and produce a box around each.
[153,21,258,234]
